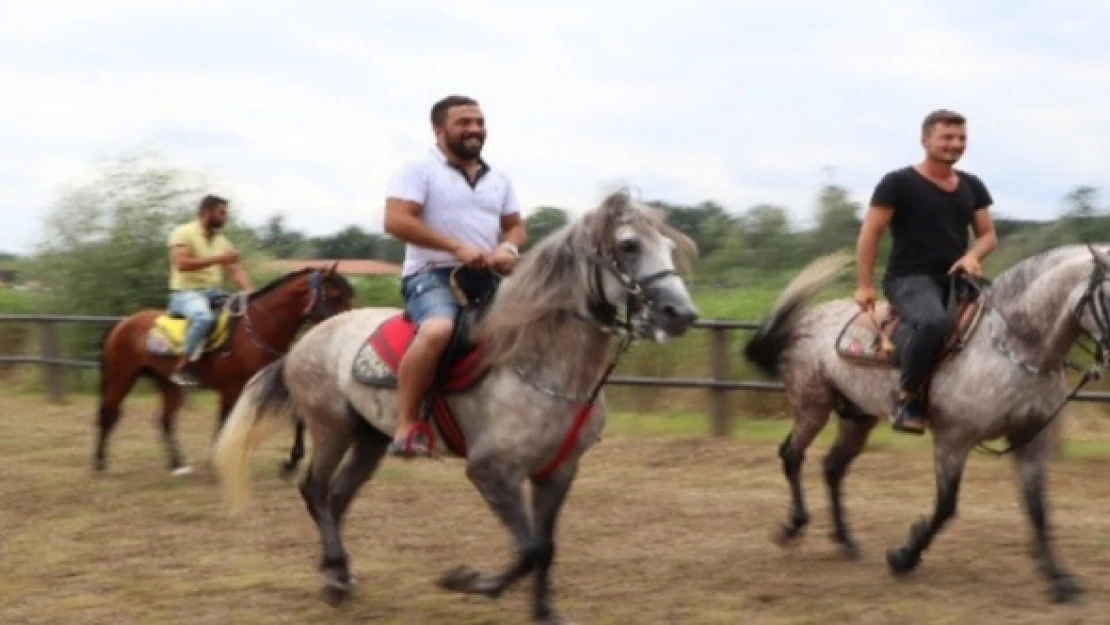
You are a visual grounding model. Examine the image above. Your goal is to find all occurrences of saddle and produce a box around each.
[350,267,500,456]
[147,292,234,357]
[835,272,989,369]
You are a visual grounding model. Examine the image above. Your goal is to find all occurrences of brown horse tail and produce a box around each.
[743,252,851,378]
[212,357,297,516]
[97,318,124,396]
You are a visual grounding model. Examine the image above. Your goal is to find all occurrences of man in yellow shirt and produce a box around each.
[166,194,252,386]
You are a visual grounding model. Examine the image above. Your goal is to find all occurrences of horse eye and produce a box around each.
[618,240,639,254]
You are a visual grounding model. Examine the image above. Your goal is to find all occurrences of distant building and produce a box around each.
[262,258,401,277]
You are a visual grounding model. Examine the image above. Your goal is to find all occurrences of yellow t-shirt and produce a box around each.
[167,220,234,290]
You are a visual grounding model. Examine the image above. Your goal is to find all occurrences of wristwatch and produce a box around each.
[500,241,519,257]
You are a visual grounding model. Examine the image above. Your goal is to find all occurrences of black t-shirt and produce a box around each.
[870,166,993,280]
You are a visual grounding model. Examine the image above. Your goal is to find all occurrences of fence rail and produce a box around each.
[2,313,1109,436]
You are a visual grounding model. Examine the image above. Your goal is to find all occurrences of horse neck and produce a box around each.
[506,314,614,397]
[238,282,309,349]
[1003,257,1090,371]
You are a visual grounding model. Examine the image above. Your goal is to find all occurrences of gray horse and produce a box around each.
[211,189,699,624]
[742,245,1110,603]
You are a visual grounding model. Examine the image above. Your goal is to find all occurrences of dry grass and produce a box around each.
[4,392,1110,624]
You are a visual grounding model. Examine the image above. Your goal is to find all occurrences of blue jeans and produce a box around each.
[167,288,225,357]
[401,267,500,326]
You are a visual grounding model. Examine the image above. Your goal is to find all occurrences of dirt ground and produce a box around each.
[4,393,1110,625]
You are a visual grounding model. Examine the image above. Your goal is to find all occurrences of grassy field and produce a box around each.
[5,390,1110,624]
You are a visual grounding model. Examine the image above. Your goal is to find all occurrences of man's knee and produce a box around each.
[189,307,216,327]
[414,317,455,350]
[917,312,953,338]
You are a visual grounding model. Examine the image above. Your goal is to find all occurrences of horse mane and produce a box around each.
[987,244,1097,340]
[477,188,696,368]
[248,266,354,301]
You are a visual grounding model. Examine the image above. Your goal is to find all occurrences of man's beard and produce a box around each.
[448,133,485,160]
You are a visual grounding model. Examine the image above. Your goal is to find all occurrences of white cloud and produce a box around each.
[0,0,1107,254]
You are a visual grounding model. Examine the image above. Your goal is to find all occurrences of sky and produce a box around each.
[1,0,1109,254]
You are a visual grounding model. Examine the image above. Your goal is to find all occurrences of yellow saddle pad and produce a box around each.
[146,310,232,356]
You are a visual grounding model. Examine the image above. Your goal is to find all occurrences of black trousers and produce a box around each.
[883,273,954,395]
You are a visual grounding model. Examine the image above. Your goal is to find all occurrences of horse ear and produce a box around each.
[1087,243,1110,270]
[326,261,339,276]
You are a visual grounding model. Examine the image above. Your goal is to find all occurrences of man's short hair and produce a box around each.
[431,95,479,128]
[922,109,966,135]
[198,194,228,214]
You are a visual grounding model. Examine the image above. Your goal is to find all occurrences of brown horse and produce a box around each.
[95,264,355,476]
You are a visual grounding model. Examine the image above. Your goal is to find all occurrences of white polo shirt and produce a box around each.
[385,146,521,277]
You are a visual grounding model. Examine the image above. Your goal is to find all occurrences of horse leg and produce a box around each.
[438,456,535,601]
[775,393,832,546]
[528,463,579,625]
[1011,430,1083,603]
[298,412,356,605]
[153,376,190,475]
[824,395,878,560]
[279,418,307,481]
[886,437,971,575]
[94,361,142,474]
[328,415,389,524]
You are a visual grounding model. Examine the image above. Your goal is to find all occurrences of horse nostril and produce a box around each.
[662,304,678,318]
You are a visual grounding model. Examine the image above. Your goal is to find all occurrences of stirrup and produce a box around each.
[387,422,434,458]
[889,400,927,435]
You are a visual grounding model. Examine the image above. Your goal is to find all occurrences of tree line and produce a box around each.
[13,152,1110,320]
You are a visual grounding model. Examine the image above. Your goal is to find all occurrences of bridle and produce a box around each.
[581,247,678,337]
[1070,266,1110,366]
[979,265,1110,456]
[225,268,343,357]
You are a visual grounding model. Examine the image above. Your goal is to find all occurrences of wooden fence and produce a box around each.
[2,313,1109,437]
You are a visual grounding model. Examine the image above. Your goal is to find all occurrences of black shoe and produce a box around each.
[890,396,927,435]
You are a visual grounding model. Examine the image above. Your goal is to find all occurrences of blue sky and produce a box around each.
[1,0,1108,253]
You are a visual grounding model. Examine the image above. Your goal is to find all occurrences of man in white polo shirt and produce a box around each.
[383,94,527,458]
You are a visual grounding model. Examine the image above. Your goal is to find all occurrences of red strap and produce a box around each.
[533,400,595,479]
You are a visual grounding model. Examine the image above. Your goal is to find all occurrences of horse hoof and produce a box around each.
[535,613,574,625]
[886,547,920,576]
[773,523,805,547]
[1052,575,1084,603]
[278,462,297,481]
[839,541,862,561]
[437,565,480,593]
[320,571,352,606]
[171,465,194,477]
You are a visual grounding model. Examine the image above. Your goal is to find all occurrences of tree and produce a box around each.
[522,206,568,252]
[811,183,861,257]
[29,150,261,317]
[256,213,311,259]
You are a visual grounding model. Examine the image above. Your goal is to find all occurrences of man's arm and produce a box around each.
[170,244,224,272]
[498,213,526,249]
[224,261,252,292]
[856,206,893,288]
[967,209,997,262]
[966,176,997,262]
[383,198,466,254]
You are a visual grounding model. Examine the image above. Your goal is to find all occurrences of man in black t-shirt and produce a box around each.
[854,109,998,434]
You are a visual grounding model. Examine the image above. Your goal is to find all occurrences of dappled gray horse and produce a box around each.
[742,245,1110,603]
[212,189,699,624]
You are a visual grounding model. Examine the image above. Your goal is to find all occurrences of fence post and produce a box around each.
[40,320,65,403]
[709,326,731,437]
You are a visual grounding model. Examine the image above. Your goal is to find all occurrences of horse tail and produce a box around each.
[97,317,124,395]
[743,251,851,378]
[212,357,298,516]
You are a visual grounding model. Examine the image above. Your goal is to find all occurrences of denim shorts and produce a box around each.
[401,268,461,325]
